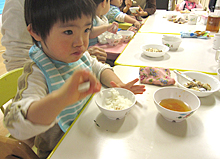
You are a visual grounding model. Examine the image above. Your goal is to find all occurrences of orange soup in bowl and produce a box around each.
[159,98,191,112]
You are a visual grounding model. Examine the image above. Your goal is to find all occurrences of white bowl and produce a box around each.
[129,7,139,13]
[117,30,134,43]
[95,88,136,120]
[141,44,169,57]
[154,87,200,122]
[106,34,122,46]
[175,71,220,97]
[162,35,182,51]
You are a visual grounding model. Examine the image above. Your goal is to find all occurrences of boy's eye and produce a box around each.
[64,30,73,35]
[85,28,92,33]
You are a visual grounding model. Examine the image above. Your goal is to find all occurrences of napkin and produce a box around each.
[180,31,210,39]
[139,67,175,86]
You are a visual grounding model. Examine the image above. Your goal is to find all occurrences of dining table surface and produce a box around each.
[48,66,220,159]
[47,9,220,159]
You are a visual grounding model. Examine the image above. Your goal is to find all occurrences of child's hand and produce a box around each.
[107,22,119,34]
[110,78,146,94]
[133,6,148,17]
[175,4,180,11]
[125,0,132,8]
[59,70,101,106]
[88,46,107,63]
[133,21,141,30]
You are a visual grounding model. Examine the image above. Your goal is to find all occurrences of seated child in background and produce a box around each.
[105,0,141,29]
[89,0,119,47]
[4,0,145,158]
[175,0,203,11]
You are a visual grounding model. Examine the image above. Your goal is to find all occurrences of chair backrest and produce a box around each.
[0,135,39,159]
[0,68,23,114]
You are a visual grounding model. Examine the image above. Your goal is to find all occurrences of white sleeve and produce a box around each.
[1,0,33,71]
[84,51,113,80]
[4,64,56,140]
[115,12,126,22]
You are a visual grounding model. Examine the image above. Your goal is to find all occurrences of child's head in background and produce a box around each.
[110,0,123,7]
[25,0,96,63]
[93,0,111,17]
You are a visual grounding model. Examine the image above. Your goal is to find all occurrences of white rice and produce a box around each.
[104,88,132,110]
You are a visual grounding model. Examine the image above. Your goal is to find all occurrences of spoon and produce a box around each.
[173,70,206,92]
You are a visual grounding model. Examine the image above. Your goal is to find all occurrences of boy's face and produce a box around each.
[40,15,92,63]
[111,0,122,7]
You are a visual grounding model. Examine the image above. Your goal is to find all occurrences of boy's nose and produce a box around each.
[73,36,84,48]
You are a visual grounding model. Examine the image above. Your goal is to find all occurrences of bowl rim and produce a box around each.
[95,88,136,112]
[140,44,169,55]
[153,87,201,113]
[175,71,220,93]
[117,30,134,35]
[162,38,182,43]
[129,7,139,10]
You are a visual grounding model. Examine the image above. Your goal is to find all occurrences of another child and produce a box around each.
[105,0,141,29]
[3,0,145,158]
[176,0,203,11]
[89,0,119,46]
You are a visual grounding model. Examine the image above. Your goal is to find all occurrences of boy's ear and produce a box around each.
[102,0,106,8]
[27,24,42,41]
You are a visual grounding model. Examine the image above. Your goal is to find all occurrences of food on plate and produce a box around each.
[194,30,210,37]
[146,48,162,52]
[180,9,190,14]
[104,88,132,110]
[184,79,211,91]
[159,98,192,112]
[168,17,187,24]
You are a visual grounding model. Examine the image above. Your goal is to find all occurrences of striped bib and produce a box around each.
[29,44,92,132]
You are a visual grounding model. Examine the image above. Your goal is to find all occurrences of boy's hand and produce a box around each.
[107,22,119,34]
[110,78,146,94]
[60,70,101,106]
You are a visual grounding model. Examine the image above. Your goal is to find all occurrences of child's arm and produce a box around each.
[26,70,101,125]
[100,69,146,94]
[122,0,132,13]
[89,22,118,39]
[178,1,186,11]
[124,14,141,29]
[195,0,203,9]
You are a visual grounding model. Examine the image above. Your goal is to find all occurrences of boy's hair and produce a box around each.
[93,0,109,6]
[25,0,96,46]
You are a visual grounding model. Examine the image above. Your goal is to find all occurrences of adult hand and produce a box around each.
[88,46,107,63]
[133,6,148,17]
[110,78,146,94]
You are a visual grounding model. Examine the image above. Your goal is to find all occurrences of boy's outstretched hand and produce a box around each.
[60,70,101,106]
[110,78,146,94]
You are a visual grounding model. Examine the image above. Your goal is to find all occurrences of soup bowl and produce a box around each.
[154,87,200,122]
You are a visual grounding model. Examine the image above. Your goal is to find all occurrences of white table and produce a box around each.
[115,33,218,74]
[139,10,207,34]
[48,66,220,159]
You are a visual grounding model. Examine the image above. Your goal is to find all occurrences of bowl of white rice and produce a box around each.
[95,88,136,120]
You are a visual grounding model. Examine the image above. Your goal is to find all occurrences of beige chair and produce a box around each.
[0,135,39,159]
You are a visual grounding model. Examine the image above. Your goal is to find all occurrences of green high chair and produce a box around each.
[0,68,23,114]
